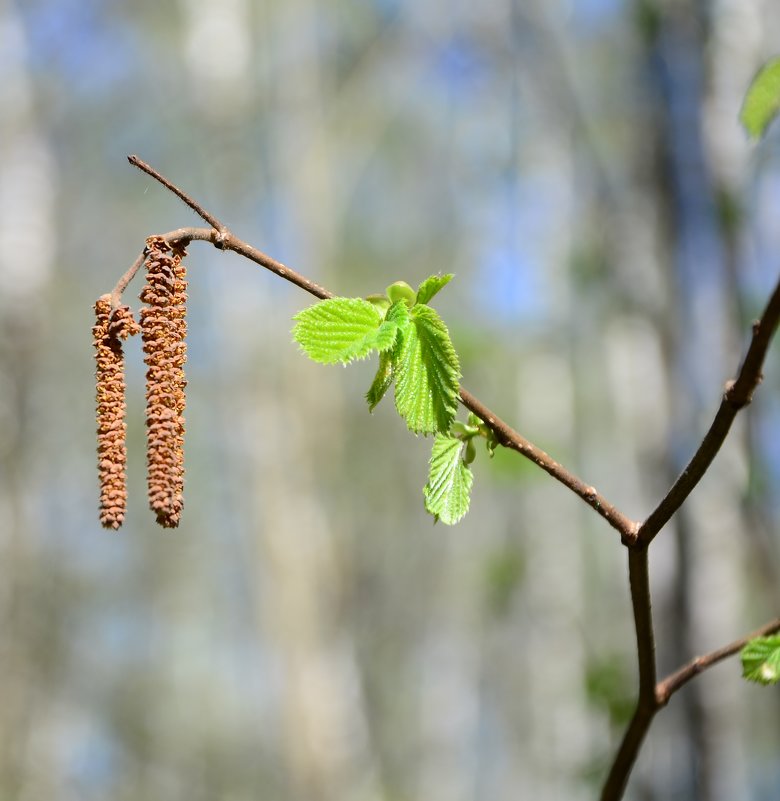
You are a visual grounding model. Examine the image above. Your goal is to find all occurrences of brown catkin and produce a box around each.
[140,236,188,528]
[94,295,139,529]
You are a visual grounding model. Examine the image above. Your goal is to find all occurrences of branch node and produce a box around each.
[214,228,230,249]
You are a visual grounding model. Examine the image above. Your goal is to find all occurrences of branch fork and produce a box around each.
[115,155,780,801]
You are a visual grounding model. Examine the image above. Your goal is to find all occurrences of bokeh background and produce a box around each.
[2,0,780,799]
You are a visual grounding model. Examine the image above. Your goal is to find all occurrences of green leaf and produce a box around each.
[393,304,460,434]
[416,273,453,306]
[374,317,401,352]
[423,434,473,524]
[293,297,385,364]
[366,350,394,412]
[385,298,412,332]
[386,280,417,306]
[741,635,780,685]
[364,302,410,412]
[740,58,780,140]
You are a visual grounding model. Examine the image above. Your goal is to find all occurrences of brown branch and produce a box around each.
[124,155,633,538]
[128,156,227,235]
[637,276,780,545]
[656,616,780,705]
[458,388,637,541]
[600,546,657,801]
[602,596,780,799]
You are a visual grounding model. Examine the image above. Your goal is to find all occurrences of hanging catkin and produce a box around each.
[140,236,188,528]
[94,295,140,529]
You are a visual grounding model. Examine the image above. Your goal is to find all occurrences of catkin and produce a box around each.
[94,295,140,529]
[140,236,188,528]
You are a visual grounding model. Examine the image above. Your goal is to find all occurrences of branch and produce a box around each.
[602,603,780,799]
[458,388,636,540]
[656,616,780,705]
[637,276,780,545]
[128,155,227,235]
[600,546,657,801]
[124,155,634,539]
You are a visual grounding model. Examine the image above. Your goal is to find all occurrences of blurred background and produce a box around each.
[1,0,780,799]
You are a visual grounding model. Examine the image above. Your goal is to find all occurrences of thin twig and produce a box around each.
[656,616,780,705]
[600,546,657,801]
[458,388,637,541]
[128,155,227,235]
[629,547,657,701]
[600,703,655,801]
[638,276,780,545]
[110,252,145,310]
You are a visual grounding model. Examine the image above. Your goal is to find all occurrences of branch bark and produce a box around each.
[656,617,780,705]
[600,547,656,801]
[637,278,780,545]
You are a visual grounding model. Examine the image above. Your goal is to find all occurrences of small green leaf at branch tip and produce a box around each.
[424,434,474,525]
[740,58,780,140]
[741,635,780,685]
[416,273,454,306]
[393,304,461,435]
[387,280,417,306]
[293,297,390,365]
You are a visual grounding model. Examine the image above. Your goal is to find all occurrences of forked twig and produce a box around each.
[122,156,632,538]
[121,155,780,801]
[638,279,780,545]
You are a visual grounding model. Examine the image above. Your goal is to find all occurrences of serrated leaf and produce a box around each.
[293,297,384,364]
[740,58,780,140]
[374,317,400,352]
[416,273,454,306]
[741,635,780,685]
[423,434,473,524]
[366,350,394,412]
[385,298,412,333]
[394,304,460,434]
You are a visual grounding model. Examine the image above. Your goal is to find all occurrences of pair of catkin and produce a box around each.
[93,236,188,529]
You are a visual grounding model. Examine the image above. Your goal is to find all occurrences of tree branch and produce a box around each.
[458,388,637,540]
[600,546,657,801]
[656,616,780,705]
[123,155,635,539]
[128,155,227,235]
[637,277,780,545]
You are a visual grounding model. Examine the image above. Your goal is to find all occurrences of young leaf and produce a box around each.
[374,317,401,353]
[394,304,460,434]
[740,58,780,140]
[366,350,394,412]
[423,434,473,524]
[387,280,417,307]
[385,298,412,332]
[293,297,384,364]
[741,635,780,685]
[416,273,453,306]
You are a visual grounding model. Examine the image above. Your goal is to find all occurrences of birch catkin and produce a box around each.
[94,295,140,529]
[140,236,188,528]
